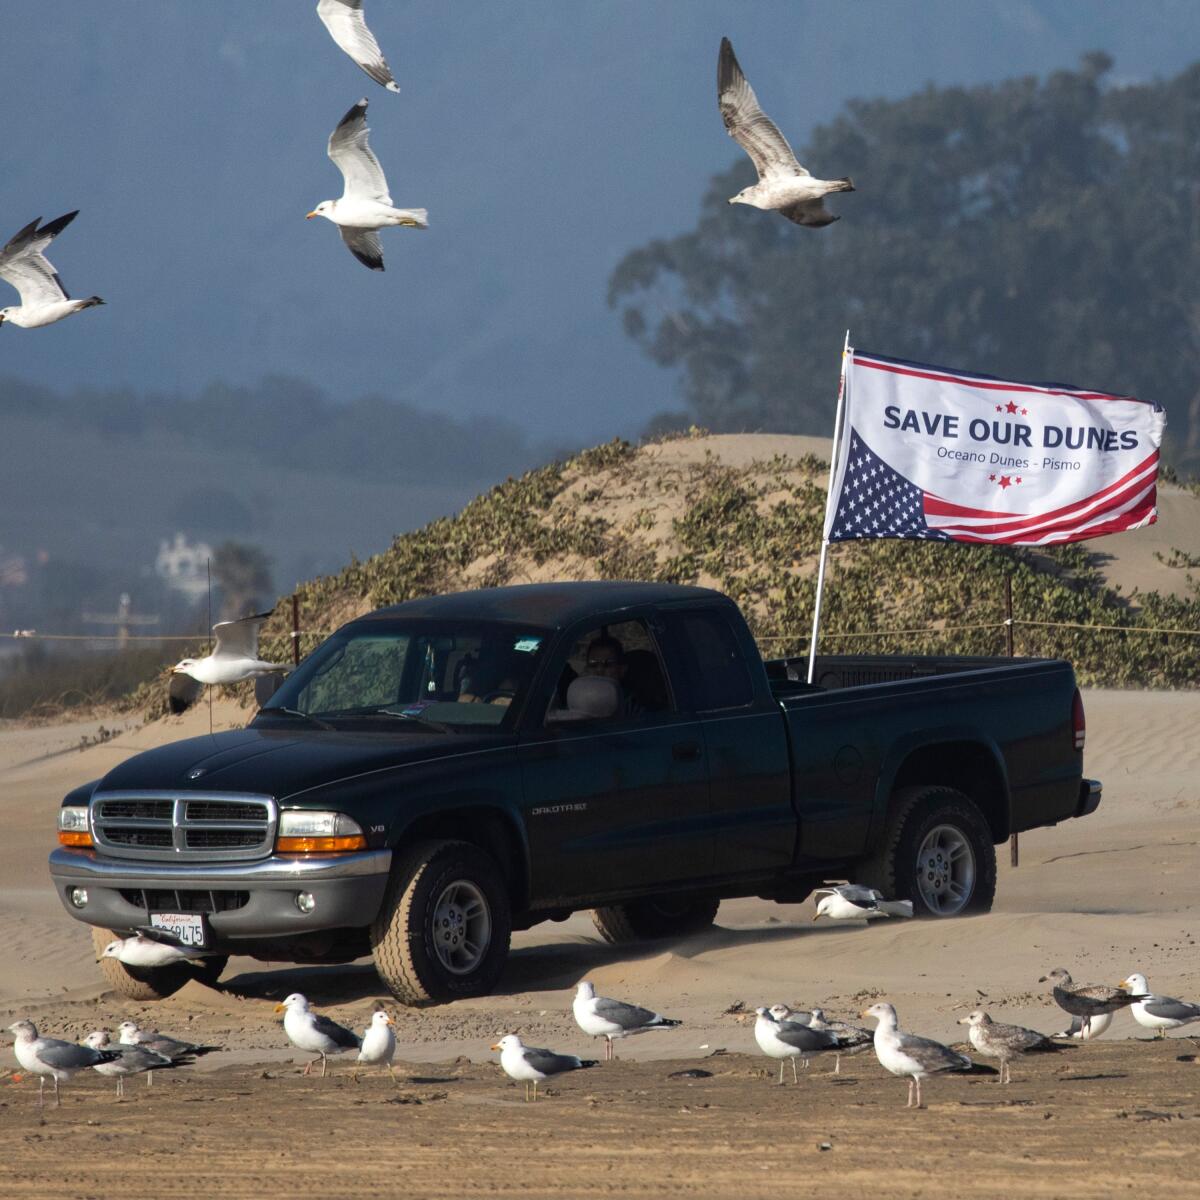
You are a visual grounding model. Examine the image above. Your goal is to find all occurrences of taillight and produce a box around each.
[1071,688,1085,752]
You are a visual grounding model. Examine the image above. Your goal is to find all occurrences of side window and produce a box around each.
[545,618,673,725]
[677,611,755,712]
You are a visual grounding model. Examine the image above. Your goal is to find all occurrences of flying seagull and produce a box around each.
[170,610,288,713]
[8,1020,119,1108]
[957,1010,1070,1084]
[813,884,913,921]
[1040,967,1144,1036]
[317,0,399,93]
[862,1002,995,1108]
[1120,973,1200,1038]
[0,212,104,329]
[307,98,428,271]
[572,980,682,1060]
[717,37,854,227]
[276,993,361,1077]
[491,1034,597,1102]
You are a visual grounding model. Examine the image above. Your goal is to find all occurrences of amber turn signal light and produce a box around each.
[275,834,367,854]
[58,830,93,848]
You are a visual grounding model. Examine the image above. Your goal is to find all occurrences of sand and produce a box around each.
[1,690,1198,1196]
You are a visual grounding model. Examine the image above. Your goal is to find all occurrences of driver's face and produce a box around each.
[586,649,623,678]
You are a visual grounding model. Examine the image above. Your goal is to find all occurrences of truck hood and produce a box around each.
[96,726,510,801]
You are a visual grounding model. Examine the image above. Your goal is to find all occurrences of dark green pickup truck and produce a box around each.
[49,582,1099,1006]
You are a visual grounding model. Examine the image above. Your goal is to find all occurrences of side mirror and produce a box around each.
[255,673,286,708]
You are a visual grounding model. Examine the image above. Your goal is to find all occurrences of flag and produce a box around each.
[825,351,1165,546]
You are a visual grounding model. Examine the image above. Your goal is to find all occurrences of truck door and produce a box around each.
[662,606,794,877]
[517,617,713,905]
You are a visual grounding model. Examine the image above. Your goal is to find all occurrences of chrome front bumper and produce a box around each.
[48,846,393,941]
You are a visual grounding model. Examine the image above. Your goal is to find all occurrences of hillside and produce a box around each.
[191,432,1200,700]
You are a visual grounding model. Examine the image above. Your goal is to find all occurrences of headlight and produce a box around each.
[276,811,366,853]
[57,805,92,848]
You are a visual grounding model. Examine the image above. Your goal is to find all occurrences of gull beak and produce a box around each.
[306,211,319,220]
[1117,981,1130,991]
[1037,976,1047,983]
[957,1017,969,1024]
[811,914,820,922]
[490,1042,502,1052]
[384,1016,393,1026]
[273,1003,287,1013]
[859,1011,870,1020]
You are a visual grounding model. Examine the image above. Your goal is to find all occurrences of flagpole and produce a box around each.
[807,330,851,685]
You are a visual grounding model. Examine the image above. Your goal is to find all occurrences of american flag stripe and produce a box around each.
[854,352,1139,404]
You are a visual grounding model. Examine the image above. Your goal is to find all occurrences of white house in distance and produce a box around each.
[156,533,213,600]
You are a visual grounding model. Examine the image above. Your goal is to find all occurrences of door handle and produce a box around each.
[672,741,702,762]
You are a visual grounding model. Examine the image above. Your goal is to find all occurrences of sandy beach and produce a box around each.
[1,690,1198,1197]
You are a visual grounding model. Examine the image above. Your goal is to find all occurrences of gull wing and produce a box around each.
[1142,997,1200,1022]
[717,38,805,182]
[592,996,659,1031]
[773,1022,837,1053]
[0,212,78,306]
[36,1038,111,1070]
[168,670,204,714]
[894,1030,970,1073]
[827,884,884,905]
[311,1012,362,1049]
[212,610,273,661]
[328,99,392,204]
[339,226,385,271]
[316,0,399,93]
[781,198,839,228]
[521,1046,582,1076]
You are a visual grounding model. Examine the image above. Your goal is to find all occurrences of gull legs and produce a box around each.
[303,1053,329,1077]
[906,1076,925,1108]
[776,1058,800,1085]
[523,1080,540,1102]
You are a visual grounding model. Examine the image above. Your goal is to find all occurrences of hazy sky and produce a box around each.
[3,1,1198,445]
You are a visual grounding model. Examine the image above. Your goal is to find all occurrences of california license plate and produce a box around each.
[150,912,207,948]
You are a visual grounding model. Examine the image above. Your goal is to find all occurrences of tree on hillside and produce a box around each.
[609,55,1200,466]
[213,541,273,621]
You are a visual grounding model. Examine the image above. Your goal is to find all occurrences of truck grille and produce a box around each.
[89,791,277,862]
[119,888,250,914]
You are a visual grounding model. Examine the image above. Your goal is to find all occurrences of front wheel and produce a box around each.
[856,786,996,917]
[592,895,720,943]
[370,840,512,1006]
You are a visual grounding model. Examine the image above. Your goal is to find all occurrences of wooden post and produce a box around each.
[1006,575,1018,867]
[291,594,301,666]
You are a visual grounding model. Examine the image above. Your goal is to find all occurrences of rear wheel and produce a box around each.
[592,895,720,943]
[370,840,512,1006]
[90,926,230,1000]
[856,786,996,917]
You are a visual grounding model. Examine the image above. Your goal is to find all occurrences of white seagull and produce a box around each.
[98,930,209,968]
[317,0,399,93]
[275,993,361,1077]
[753,1006,840,1084]
[117,1022,220,1089]
[862,1002,994,1108]
[1120,973,1200,1038]
[1054,1012,1113,1040]
[170,610,287,712]
[307,98,428,271]
[8,1020,118,1108]
[717,38,854,228]
[83,1031,186,1098]
[572,981,682,1060]
[0,212,104,330]
[813,884,913,922]
[356,1010,398,1082]
[491,1034,597,1102]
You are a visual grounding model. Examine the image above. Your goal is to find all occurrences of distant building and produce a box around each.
[156,533,213,600]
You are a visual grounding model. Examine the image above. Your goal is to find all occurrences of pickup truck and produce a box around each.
[49,581,1100,1006]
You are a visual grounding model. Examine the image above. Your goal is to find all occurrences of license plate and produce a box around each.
[150,912,207,948]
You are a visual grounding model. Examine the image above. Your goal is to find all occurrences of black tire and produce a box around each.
[592,895,720,944]
[91,926,190,1001]
[370,839,512,1006]
[856,786,996,917]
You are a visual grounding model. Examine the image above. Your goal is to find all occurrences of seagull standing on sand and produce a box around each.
[8,1020,118,1108]
[84,1031,187,1098]
[572,981,682,1060]
[99,931,209,968]
[1120,973,1200,1038]
[307,99,428,272]
[169,610,288,713]
[813,884,913,922]
[0,212,104,329]
[806,1008,873,1074]
[356,1011,398,1082]
[717,38,854,228]
[753,1006,840,1084]
[118,1021,220,1087]
[957,1010,1068,1084]
[1040,967,1144,1036]
[317,0,399,93]
[1055,1012,1113,1040]
[491,1034,597,1102]
[862,1002,994,1108]
[276,993,361,1077]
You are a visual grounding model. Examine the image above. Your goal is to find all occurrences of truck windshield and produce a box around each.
[259,622,549,729]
